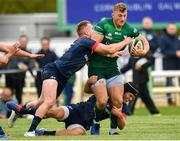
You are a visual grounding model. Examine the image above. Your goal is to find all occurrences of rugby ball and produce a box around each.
[128,38,144,56]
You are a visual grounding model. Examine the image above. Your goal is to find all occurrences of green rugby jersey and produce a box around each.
[89,18,139,68]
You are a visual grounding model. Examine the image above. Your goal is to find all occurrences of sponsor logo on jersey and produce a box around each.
[115,32,121,35]
[108,33,112,36]
[105,33,113,40]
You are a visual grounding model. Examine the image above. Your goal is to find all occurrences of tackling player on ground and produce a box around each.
[7,76,138,136]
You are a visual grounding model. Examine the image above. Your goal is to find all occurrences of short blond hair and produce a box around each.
[76,20,91,36]
[113,3,127,12]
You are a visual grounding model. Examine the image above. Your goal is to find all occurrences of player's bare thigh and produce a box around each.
[46,106,69,120]
[41,79,58,106]
[107,75,124,108]
[91,78,108,109]
[26,79,58,110]
[56,127,86,136]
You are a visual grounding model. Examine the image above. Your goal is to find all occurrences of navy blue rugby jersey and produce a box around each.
[55,37,98,78]
[65,96,96,130]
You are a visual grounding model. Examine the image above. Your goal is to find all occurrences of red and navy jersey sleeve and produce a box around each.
[80,37,99,51]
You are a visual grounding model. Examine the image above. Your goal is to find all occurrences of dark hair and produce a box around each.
[124,82,139,97]
[41,36,50,42]
[113,3,127,12]
[19,34,28,39]
[76,20,91,36]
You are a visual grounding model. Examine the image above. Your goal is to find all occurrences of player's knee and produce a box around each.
[112,98,123,108]
[74,128,86,135]
[97,98,108,109]
[92,78,106,88]
[44,99,56,108]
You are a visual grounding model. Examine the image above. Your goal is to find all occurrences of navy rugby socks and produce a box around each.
[110,113,118,129]
[94,105,104,122]
[21,105,36,115]
[43,130,56,136]
[28,116,42,132]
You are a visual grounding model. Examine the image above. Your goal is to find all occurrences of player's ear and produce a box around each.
[112,12,114,18]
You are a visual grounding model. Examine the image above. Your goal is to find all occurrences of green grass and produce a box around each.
[0,106,180,140]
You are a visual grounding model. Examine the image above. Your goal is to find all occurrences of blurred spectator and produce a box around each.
[160,23,180,105]
[139,17,159,69]
[63,74,76,105]
[35,37,58,97]
[4,35,35,104]
[120,55,160,115]
[0,88,16,118]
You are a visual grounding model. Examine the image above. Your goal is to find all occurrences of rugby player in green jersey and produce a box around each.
[89,3,149,135]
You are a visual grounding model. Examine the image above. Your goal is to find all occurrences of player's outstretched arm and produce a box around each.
[14,49,45,59]
[94,37,132,56]
[0,43,20,65]
[0,43,12,52]
[0,42,45,59]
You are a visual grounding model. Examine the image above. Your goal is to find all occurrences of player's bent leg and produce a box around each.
[92,78,108,109]
[26,85,46,110]
[107,75,124,135]
[56,128,86,136]
[65,124,86,135]
[107,75,124,108]
[45,106,68,120]
[36,127,85,136]
[25,79,58,137]
[91,79,108,135]
[108,85,124,108]
[108,85,124,135]
[35,79,58,118]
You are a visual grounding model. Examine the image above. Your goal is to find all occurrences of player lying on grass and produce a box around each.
[19,20,136,137]
[7,76,138,136]
[0,42,44,65]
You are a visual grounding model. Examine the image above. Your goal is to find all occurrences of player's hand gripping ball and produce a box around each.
[128,38,145,57]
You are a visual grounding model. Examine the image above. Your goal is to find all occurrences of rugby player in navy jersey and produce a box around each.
[7,76,138,136]
[16,20,132,137]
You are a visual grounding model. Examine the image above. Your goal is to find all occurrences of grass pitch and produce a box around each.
[0,106,180,140]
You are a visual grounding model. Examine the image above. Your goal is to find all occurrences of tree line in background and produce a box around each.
[0,0,56,14]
